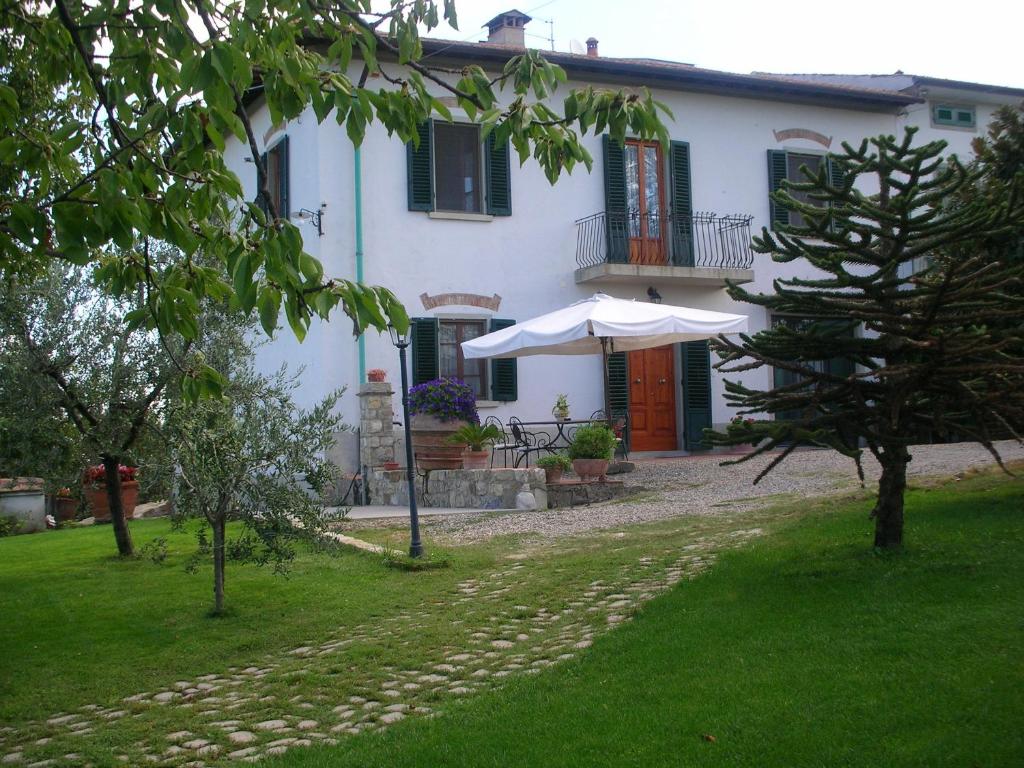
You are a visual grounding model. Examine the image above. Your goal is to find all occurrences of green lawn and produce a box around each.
[266,475,1024,768]
[0,518,484,723]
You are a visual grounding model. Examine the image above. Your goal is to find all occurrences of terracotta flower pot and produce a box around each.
[462,449,490,470]
[410,414,467,470]
[84,480,139,522]
[56,495,79,522]
[367,369,387,382]
[543,467,564,484]
[572,458,609,482]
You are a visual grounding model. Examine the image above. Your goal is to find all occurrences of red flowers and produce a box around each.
[84,464,137,483]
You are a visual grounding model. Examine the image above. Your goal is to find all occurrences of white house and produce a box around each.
[222,10,1024,468]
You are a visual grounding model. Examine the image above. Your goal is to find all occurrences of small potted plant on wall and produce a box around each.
[536,454,571,484]
[367,368,387,383]
[567,424,617,482]
[552,393,570,421]
[446,423,502,470]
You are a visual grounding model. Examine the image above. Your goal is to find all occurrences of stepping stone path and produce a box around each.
[0,528,764,766]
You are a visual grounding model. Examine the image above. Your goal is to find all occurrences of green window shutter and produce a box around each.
[278,135,290,220]
[607,351,629,417]
[484,132,512,216]
[410,317,439,385]
[603,135,628,263]
[669,140,694,266]
[488,318,517,401]
[681,340,713,450]
[406,121,434,212]
[767,149,790,230]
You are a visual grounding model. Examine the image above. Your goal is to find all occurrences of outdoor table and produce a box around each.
[514,418,606,466]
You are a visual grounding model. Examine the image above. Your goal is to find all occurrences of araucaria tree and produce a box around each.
[168,319,344,615]
[710,127,1024,548]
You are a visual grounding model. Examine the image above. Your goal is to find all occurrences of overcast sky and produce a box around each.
[423,0,1023,89]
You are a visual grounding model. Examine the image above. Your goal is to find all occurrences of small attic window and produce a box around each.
[933,104,975,129]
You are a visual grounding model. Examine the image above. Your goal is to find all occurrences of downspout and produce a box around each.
[354,146,366,384]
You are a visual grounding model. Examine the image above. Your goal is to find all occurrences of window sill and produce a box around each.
[476,400,504,409]
[427,211,494,223]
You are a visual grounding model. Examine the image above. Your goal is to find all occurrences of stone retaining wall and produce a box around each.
[369,467,547,510]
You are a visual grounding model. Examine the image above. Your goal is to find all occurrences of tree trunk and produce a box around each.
[212,516,226,615]
[872,448,909,549]
[102,454,134,557]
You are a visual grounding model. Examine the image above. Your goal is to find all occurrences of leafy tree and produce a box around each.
[708,128,1024,549]
[0,260,178,555]
[1,1,670,389]
[167,313,344,615]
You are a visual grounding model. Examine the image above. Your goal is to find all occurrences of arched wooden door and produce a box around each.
[627,345,677,451]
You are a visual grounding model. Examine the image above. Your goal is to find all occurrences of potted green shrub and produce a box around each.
[551,393,570,421]
[446,423,502,470]
[408,378,478,470]
[567,424,617,481]
[536,454,571,484]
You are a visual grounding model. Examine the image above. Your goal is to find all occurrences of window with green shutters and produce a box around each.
[767,149,845,231]
[681,340,712,450]
[258,135,290,220]
[406,121,512,216]
[410,316,518,402]
[932,104,975,129]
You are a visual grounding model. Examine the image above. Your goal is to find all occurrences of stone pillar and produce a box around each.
[357,382,396,472]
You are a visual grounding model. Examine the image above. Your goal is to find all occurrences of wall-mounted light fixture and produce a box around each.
[293,204,326,237]
[646,286,662,304]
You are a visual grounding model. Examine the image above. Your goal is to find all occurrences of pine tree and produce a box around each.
[710,128,1024,548]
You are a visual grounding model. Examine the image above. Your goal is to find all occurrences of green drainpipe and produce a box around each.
[354,146,366,384]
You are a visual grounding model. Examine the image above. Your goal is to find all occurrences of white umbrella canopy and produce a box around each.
[462,293,749,360]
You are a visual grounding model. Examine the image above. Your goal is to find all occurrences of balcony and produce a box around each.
[574,210,755,287]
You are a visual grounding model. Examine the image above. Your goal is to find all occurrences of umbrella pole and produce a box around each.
[600,337,612,425]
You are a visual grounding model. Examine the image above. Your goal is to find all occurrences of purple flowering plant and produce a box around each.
[408,378,479,423]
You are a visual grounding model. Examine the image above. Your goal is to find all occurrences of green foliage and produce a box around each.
[567,425,617,461]
[0,0,668,387]
[535,453,571,471]
[446,423,501,451]
[167,311,347,612]
[0,261,176,496]
[708,127,1024,545]
[0,516,19,538]
[380,547,452,571]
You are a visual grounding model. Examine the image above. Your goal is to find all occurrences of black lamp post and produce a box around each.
[388,324,424,558]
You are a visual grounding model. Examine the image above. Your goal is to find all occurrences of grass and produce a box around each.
[0,517,495,723]
[264,473,1024,768]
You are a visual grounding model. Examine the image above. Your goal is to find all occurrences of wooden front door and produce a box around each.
[627,346,677,451]
[625,140,667,265]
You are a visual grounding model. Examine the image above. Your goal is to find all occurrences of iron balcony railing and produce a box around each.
[574,210,755,270]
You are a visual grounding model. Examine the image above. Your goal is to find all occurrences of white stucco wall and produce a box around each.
[222,57,1019,462]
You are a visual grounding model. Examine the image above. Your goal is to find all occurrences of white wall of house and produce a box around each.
[223,57,1018,465]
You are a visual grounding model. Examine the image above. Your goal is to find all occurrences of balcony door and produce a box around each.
[625,140,667,265]
[627,345,677,451]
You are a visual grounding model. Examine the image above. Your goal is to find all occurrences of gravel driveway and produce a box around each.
[415,440,1024,543]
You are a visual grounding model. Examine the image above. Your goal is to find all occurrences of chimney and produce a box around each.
[485,9,532,47]
[586,37,599,57]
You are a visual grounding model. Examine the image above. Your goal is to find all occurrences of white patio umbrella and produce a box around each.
[462,292,749,419]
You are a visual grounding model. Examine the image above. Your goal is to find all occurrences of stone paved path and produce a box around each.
[0,525,765,767]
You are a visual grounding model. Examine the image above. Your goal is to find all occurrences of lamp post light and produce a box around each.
[388,324,424,558]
